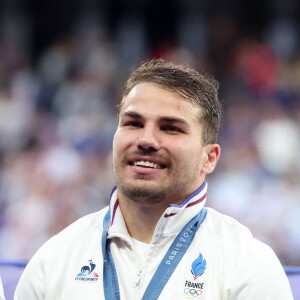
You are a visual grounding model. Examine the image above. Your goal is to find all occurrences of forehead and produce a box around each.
[120,82,201,121]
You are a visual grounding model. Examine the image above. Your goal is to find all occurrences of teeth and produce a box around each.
[133,161,161,169]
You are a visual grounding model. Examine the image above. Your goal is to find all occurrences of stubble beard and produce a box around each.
[112,159,201,206]
[113,168,168,205]
[112,151,171,205]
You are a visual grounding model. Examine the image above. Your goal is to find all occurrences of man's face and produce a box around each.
[113,82,214,205]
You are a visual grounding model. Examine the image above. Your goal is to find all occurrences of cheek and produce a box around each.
[173,139,197,154]
[176,145,203,166]
[112,132,122,159]
[113,129,133,155]
[170,143,194,165]
[113,128,125,146]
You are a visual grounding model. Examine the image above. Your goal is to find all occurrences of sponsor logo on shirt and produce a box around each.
[183,253,206,298]
[74,259,99,282]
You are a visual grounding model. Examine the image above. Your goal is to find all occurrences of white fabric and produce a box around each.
[0,277,5,300]
[15,184,294,300]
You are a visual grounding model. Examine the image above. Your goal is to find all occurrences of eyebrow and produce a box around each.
[121,111,143,119]
[121,111,190,128]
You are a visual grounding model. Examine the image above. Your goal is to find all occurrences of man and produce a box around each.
[15,60,293,299]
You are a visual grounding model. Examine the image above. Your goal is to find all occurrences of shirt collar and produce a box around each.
[106,182,207,245]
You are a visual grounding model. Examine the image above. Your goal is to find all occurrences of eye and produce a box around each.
[161,125,183,133]
[123,121,143,128]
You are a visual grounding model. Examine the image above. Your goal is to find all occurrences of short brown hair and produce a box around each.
[120,59,222,145]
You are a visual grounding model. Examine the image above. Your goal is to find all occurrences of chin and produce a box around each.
[118,181,167,205]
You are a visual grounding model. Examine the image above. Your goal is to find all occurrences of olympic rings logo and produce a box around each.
[184,288,202,298]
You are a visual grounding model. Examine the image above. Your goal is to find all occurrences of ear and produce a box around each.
[201,144,221,175]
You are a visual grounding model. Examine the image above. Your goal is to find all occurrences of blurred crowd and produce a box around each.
[0,11,299,266]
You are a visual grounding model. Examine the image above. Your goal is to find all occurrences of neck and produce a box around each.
[118,194,169,244]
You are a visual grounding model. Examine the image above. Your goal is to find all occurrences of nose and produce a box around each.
[137,125,160,152]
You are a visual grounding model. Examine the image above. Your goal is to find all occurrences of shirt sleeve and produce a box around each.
[235,239,294,300]
[0,277,6,300]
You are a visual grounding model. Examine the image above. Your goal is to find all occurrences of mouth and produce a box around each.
[128,159,167,170]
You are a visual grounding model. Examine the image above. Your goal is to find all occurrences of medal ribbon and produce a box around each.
[102,206,207,300]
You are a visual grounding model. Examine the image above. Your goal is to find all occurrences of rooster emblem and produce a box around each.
[81,260,96,275]
[76,260,99,277]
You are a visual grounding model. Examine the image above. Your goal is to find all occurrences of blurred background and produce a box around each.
[0,0,299,266]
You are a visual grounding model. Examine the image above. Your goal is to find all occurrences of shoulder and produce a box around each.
[38,206,109,257]
[202,207,293,299]
[204,207,253,240]
[23,206,109,273]
[15,207,109,299]
[54,208,108,240]
[203,207,278,259]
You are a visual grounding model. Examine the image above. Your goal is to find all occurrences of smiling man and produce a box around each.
[15,60,293,300]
